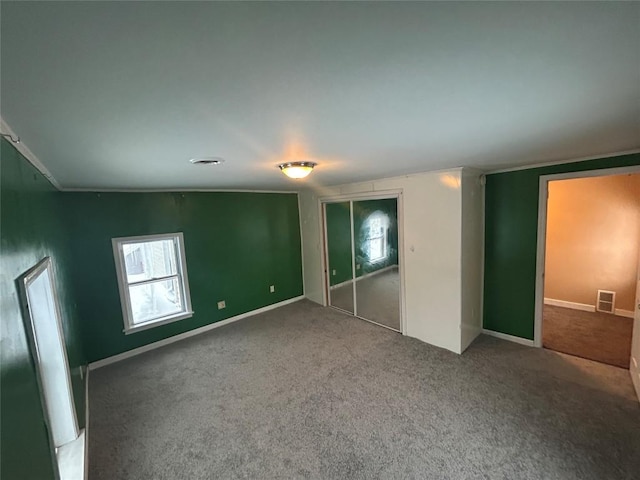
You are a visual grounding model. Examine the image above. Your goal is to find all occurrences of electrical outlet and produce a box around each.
[217,300,226,310]
[356,264,360,270]
[269,285,275,293]
[332,269,336,276]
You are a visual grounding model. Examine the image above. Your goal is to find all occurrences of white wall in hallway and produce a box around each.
[460,168,485,351]
[299,168,483,354]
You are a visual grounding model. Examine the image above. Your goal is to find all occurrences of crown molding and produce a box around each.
[1,116,62,190]
[485,148,640,175]
[61,187,298,194]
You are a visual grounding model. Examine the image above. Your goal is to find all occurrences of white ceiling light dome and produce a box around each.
[278,161,317,179]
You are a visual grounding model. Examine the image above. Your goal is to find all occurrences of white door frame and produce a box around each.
[534,165,640,347]
[318,189,407,335]
[321,200,356,316]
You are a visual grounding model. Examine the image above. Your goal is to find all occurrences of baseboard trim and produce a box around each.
[482,329,535,347]
[356,265,397,281]
[544,298,595,312]
[631,356,640,404]
[614,309,634,319]
[544,298,634,318]
[89,296,305,370]
[330,265,398,290]
[329,278,352,290]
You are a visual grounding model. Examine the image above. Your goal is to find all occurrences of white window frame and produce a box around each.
[366,211,388,263]
[112,232,193,334]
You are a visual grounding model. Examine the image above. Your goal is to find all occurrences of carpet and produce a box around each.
[89,300,640,479]
[543,304,633,368]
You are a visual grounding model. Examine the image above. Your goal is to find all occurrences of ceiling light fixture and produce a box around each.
[278,161,317,179]
[190,157,225,165]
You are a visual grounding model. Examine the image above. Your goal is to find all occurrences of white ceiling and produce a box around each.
[1,2,639,190]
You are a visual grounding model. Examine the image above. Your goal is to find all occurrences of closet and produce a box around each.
[323,195,402,331]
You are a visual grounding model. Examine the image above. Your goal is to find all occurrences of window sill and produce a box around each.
[123,311,194,335]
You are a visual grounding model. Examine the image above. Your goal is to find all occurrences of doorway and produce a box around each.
[534,168,640,368]
[322,193,403,332]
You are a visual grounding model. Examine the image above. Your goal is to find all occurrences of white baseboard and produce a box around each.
[614,309,634,319]
[357,264,397,281]
[89,296,305,370]
[482,329,535,347]
[330,265,398,290]
[544,298,595,312]
[631,356,640,403]
[329,278,352,290]
[545,298,634,318]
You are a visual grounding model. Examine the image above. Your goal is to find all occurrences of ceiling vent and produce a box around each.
[596,290,615,314]
[190,157,225,165]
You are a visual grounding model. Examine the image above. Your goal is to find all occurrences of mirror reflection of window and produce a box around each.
[365,211,390,262]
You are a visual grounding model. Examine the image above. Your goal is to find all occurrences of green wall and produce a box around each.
[61,191,303,362]
[1,139,86,479]
[353,198,398,277]
[325,202,353,287]
[483,153,640,339]
[1,137,305,475]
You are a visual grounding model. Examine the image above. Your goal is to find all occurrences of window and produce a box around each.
[365,211,389,262]
[112,233,193,333]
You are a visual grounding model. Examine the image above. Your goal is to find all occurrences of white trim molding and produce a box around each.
[111,232,193,335]
[0,116,62,190]
[533,164,640,348]
[543,298,634,318]
[631,356,640,403]
[62,187,298,194]
[329,265,398,290]
[89,296,305,370]
[544,298,595,313]
[615,309,634,319]
[486,149,640,175]
[356,265,397,282]
[482,329,535,347]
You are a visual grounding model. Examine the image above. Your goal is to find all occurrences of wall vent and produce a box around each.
[596,290,616,314]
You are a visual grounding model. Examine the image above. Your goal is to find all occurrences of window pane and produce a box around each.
[369,238,384,261]
[128,277,183,324]
[123,239,177,283]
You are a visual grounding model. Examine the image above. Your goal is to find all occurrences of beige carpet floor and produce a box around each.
[543,305,633,368]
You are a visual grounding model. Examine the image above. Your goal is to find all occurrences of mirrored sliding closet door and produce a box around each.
[323,196,401,332]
